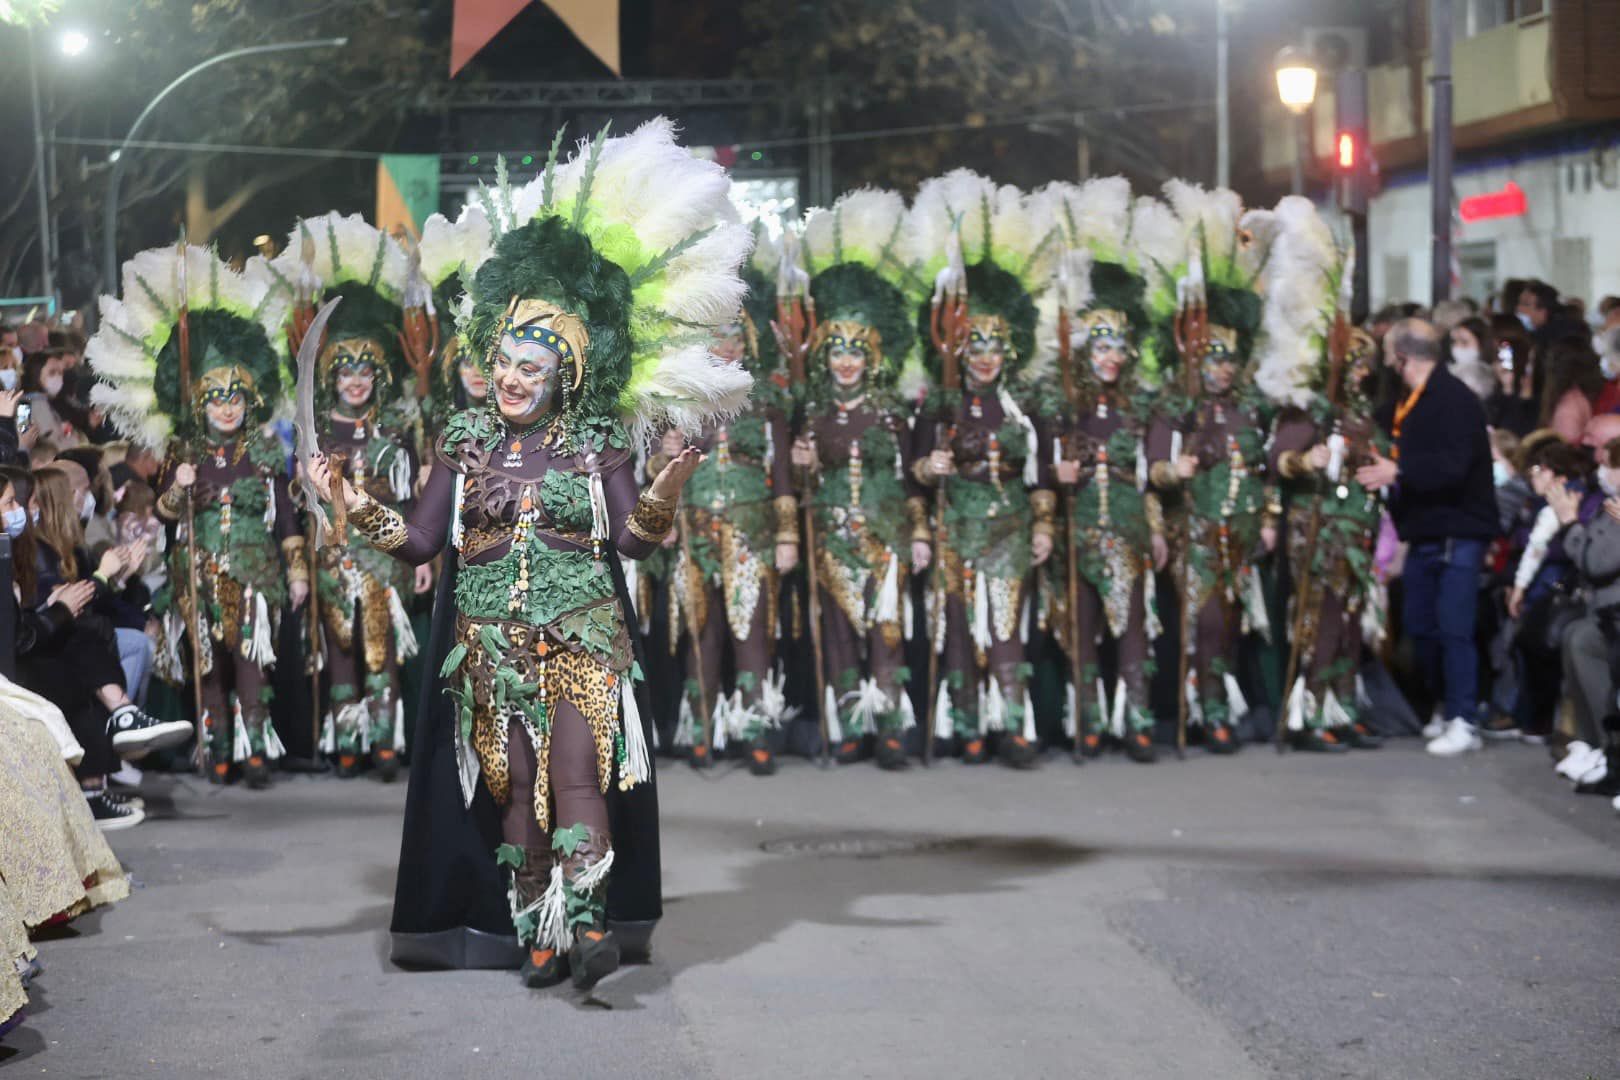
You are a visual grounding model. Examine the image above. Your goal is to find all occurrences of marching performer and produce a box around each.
[787,190,928,770]
[272,213,428,780]
[419,206,495,431]
[1260,197,1386,752]
[87,244,308,788]
[309,120,750,990]
[668,229,798,774]
[1029,179,1171,763]
[1145,183,1278,755]
[908,171,1055,768]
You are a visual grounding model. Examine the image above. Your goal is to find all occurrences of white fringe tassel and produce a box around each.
[1222,672,1250,724]
[393,697,407,753]
[621,678,651,786]
[589,472,611,544]
[1111,679,1127,738]
[1063,682,1078,739]
[971,567,992,654]
[243,588,276,668]
[389,447,413,504]
[933,679,953,739]
[231,697,252,763]
[388,586,419,660]
[1285,677,1307,732]
[873,553,901,626]
[823,684,843,744]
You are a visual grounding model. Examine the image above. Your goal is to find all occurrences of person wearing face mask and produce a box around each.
[21,349,83,454]
[85,243,311,790]
[308,121,739,989]
[0,326,22,394]
[271,213,431,781]
[1145,183,1280,756]
[1446,316,1496,402]
[1030,178,1167,764]
[788,192,924,771]
[909,171,1054,769]
[1558,437,1620,772]
[665,230,799,774]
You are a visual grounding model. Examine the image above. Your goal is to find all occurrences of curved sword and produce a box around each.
[294,297,342,549]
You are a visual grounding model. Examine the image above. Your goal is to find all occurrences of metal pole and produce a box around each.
[101,38,347,288]
[27,29,55,312]
[1429,0,1454,305]
[1215,0,1230,188]
[1291,111,1306,197]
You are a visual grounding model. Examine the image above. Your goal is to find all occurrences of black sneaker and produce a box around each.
[101,788,146,812]
[86,788,145,831]
[107,704,193,756]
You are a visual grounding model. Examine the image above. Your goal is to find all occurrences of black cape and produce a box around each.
[388,550,662,969]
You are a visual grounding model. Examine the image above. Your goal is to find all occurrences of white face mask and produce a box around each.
[42,374,63,397]
[1517,312,1535,332]
[78,492,96,522]
[1452,345,1479,367]
[1492,460,1513,488]
[0,369,18,391]
[1601,472,1620,498]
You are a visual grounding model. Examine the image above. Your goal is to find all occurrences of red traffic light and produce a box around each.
[1337,132,1357,170]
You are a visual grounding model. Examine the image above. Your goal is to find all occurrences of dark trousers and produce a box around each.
[16,614,127,779]
[1403,538,1486,724]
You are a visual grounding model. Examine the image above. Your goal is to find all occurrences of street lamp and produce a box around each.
[101,37,348,288]
[58,29,89,57]
[1274,46,1318,197]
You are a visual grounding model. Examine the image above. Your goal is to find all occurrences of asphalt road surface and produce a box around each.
[8,740,1618,1079]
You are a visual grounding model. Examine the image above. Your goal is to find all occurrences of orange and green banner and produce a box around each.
[450,0,619,78]
[376,154,440,241]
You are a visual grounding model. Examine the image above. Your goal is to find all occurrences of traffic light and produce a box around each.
[1334,69,1370,214]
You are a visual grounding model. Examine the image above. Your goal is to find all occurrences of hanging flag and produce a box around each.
[376,155,441,241]
[449,0,620,77]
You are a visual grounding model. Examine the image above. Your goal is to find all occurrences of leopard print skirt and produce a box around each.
[454,615,619,834]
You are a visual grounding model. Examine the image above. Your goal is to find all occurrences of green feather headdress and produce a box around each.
[86,244,289,448]
[459,117,754,446]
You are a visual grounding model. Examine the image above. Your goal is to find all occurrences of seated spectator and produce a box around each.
[1538,335,1604,445]
[1446,315,1496,401]
[1494,439,1599,741]
[55,448,118,556]
[1559,437,1620,752]
[1486,317,1538,436]
[116,480,167,595]
[21,348,85,454]
[4,466,186,828]
[1595,325,1620,415]
[1491,428,1533,537]
[1518,279,1588,350]
[1598,295,1620,331]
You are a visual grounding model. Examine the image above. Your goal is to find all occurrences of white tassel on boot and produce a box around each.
[673,697,695,748]
[897,687,917,730]
[823,684,844,744]
[1063,682,1078,739]
[1021,690,1037,741]
[262,717,287,760]
[1111,680,1128,738]
[1322,688,1350,730]
[319,712,336,754]
[710,691,732,752]
[1223,672,1250,724]
[843,678,892,735]
[1184,672,1204,728]
[873,553,901,626]
[388,586,419,660]
[231,697,252,763]
[933,679,953,740]
[392,697,407,753]
[760,667,799,728]
[533,864,569,953]
[981,677,1007,733]
[1095,677,1108,736]
[1286,677,1307,732]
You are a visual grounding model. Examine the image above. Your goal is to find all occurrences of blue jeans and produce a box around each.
[1403,538,1486,724]
[115,627,153,708]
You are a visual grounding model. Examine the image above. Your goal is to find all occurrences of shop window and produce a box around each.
[1458,241,1498,308]
[1552,237,1592,310]
[1384,254,1412,306]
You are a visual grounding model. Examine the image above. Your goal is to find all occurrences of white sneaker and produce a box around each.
[1421,710,1447,740]
[1426,717,1483,757]
[1556,744,1601,780]
[109,761,144,789]
[1611,794,1620,815]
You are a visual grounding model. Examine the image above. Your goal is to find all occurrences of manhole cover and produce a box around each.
[760,835,971,858]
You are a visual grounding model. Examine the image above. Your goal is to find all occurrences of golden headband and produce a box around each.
[968,314,1015,359]
[193,364,262,411]
[489,296,587,391]
[813,319,884,368]
[1076,309,1129,342]
[319,336,390,387]
[1205,325,1240,361]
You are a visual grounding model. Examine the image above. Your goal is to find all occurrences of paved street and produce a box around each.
[7,740,1619,1080]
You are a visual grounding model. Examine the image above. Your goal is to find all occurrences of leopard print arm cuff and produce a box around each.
[1144,491,1167,537]
[1149,461,1182,491]
[349,494,408,553]
[907,496,931,543]
[628,491,678,544]
[773,495,800,545]
[1029,489,1058,540]
[281,536,310,584]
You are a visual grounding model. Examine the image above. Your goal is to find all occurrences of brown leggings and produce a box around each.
[500,700,611,849]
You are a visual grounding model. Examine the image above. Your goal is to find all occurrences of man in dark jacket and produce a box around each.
[1359,318,1496,756]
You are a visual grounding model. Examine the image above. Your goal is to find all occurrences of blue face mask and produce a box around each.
[3,507,26,538]
[1492,460,1512,488]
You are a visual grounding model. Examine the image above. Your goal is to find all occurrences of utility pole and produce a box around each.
[1428,0,1454,305]
[26,28,56,312]
[1215,0,1230,188]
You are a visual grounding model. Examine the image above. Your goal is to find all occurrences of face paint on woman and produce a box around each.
[966,334,1006,389]
[205,392,247,437]
[826,343,867,390]
[492,334,563,425]
[1089,339,1125,386]
[459,360,489,402]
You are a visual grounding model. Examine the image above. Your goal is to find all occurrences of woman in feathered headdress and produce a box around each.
[86,244,308,788]
[1142,182,1279,756]
[307,119,749,991]
[662,220,799,775]
[418,204,495,431]
[907,170,1055,769]
[268,212,426,780]
[1261,196,1387,753]
[786,189,928,771]
[1030,178,1169,765]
